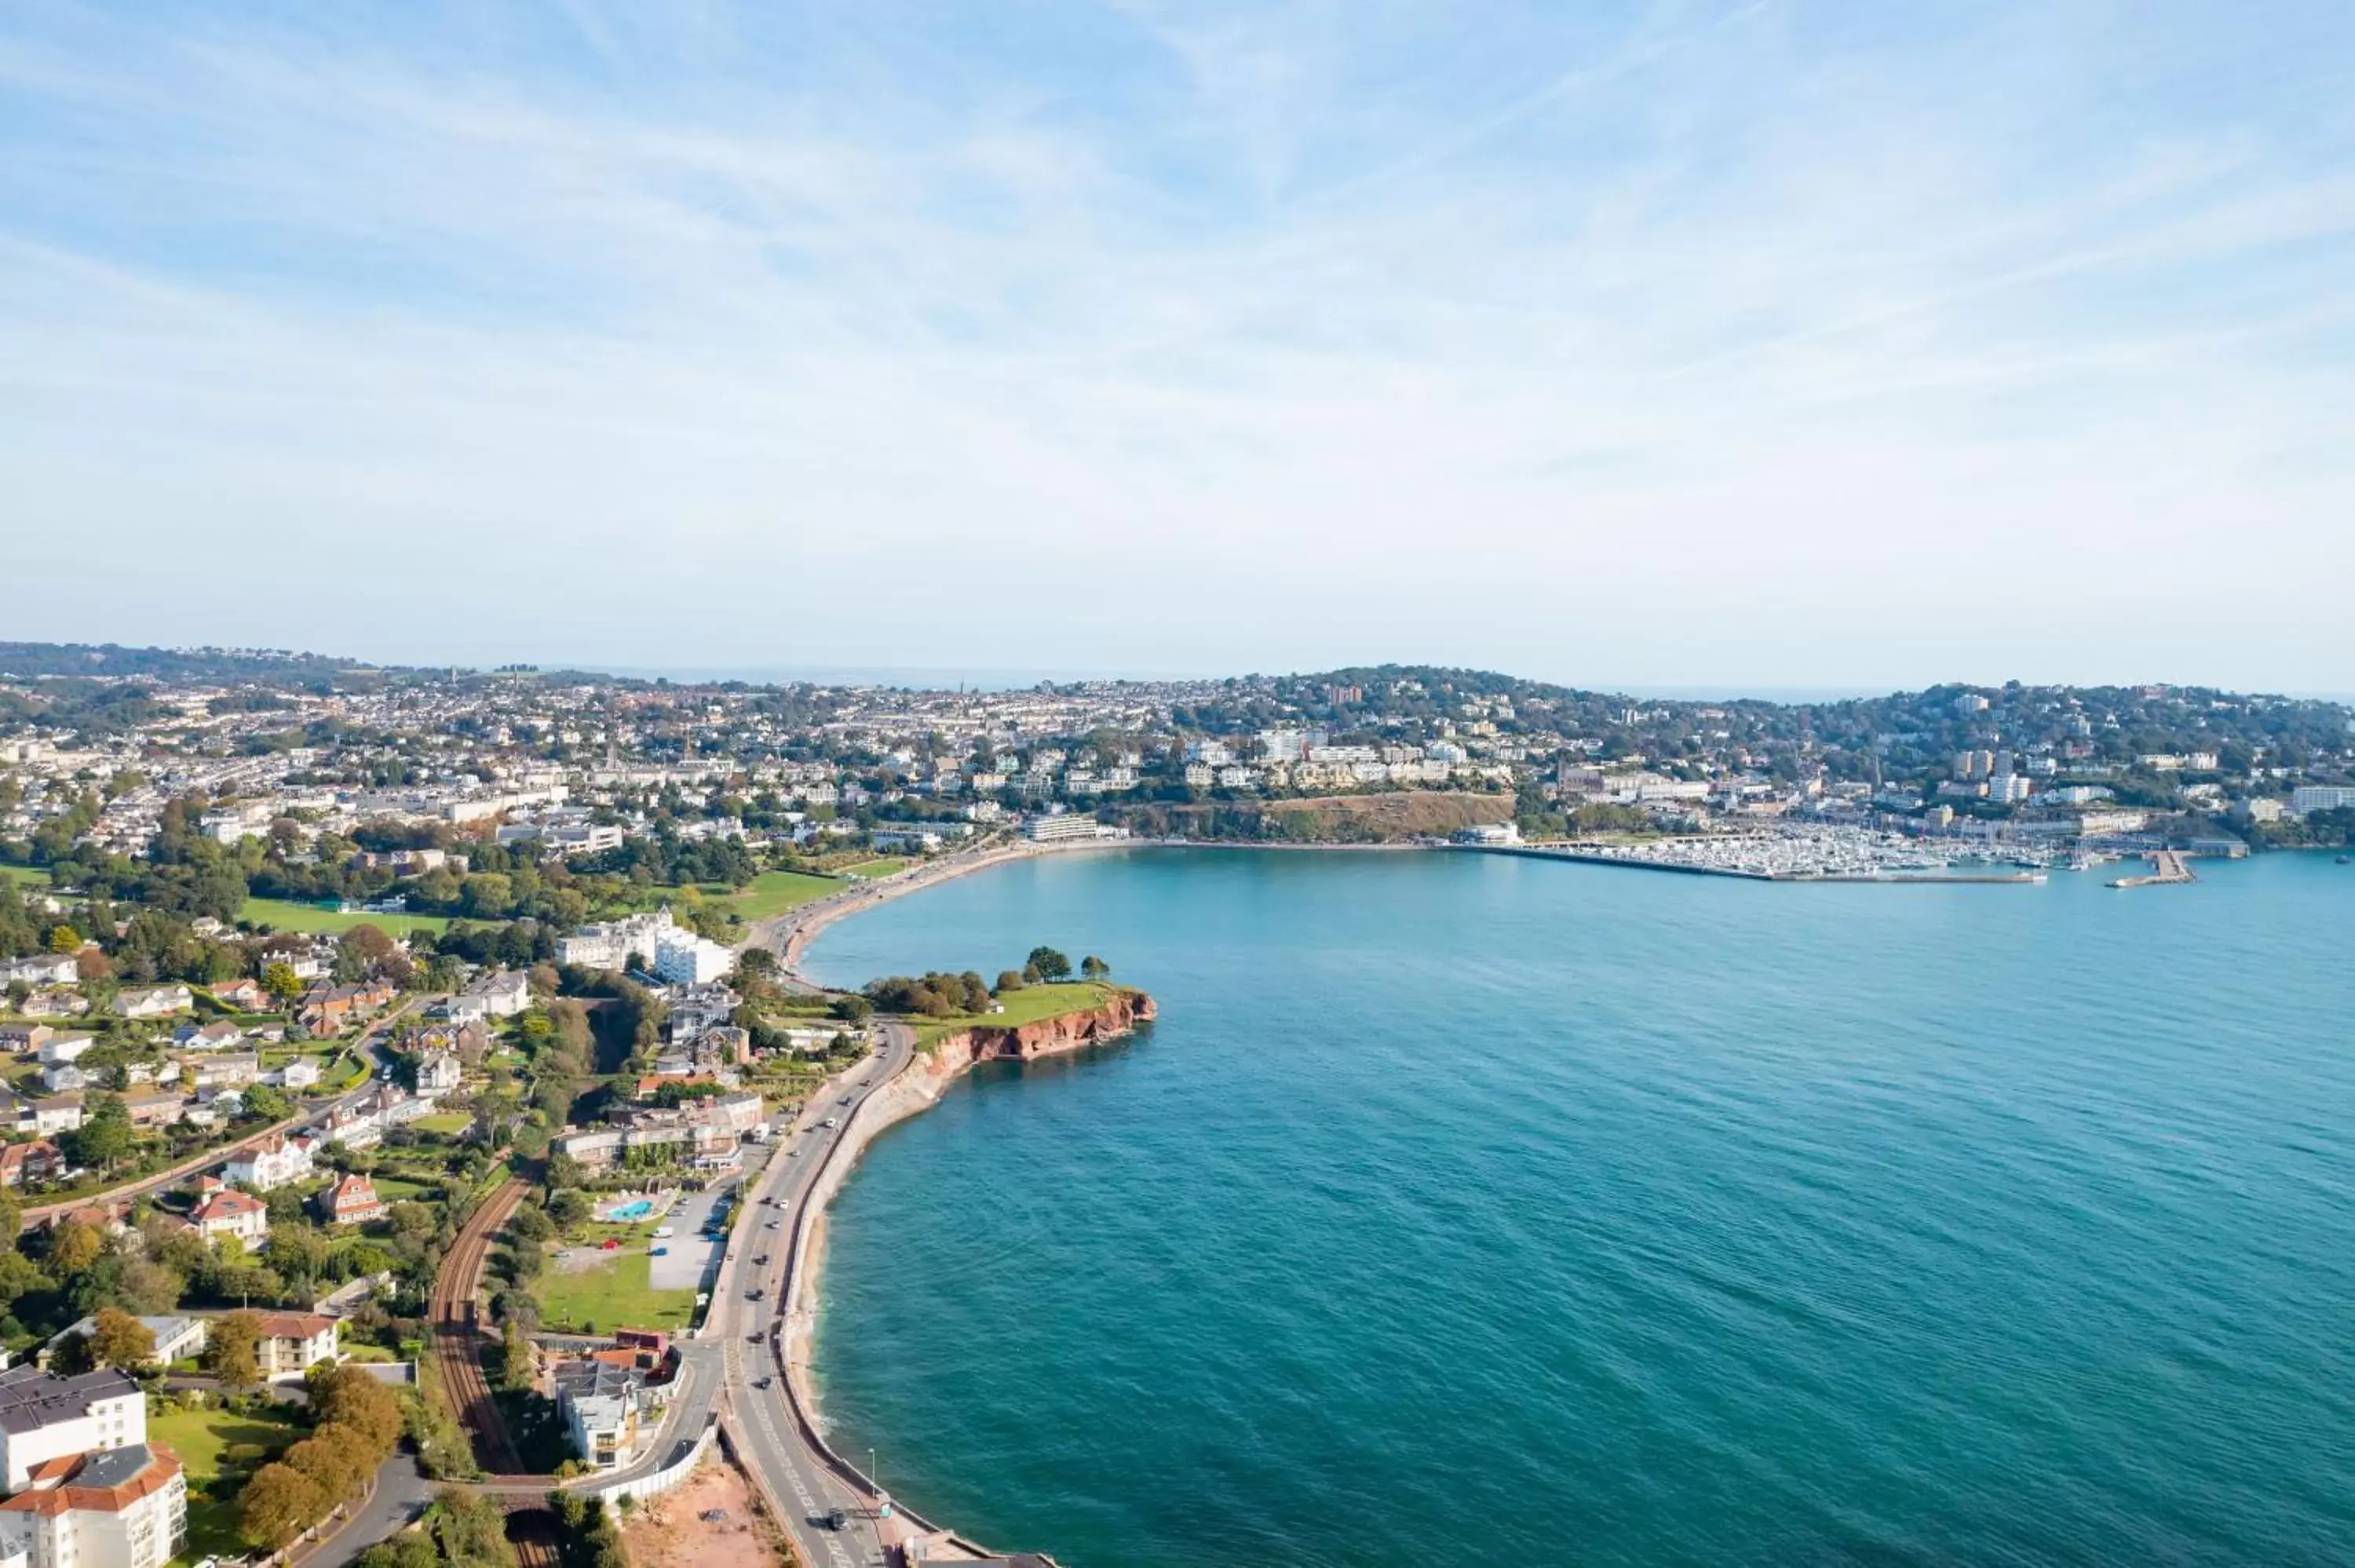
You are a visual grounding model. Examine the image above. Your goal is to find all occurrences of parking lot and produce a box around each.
[648,1183,732,1292]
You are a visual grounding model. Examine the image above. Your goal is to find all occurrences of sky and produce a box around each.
[3,1,2353,693]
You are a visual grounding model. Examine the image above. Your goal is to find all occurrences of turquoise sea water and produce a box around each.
[806,849,2355,1566]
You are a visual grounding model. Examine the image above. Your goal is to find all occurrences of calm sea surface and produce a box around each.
[805,849,2355,1566]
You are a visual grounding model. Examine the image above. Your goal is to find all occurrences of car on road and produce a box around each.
[754,1376,772,1389]
[765,1219,780,1228]
[747,1287,765,1300]
[753,1254,769,1265]
[820,1117,839,1129]
[651,1246,666,1256]
[820,1510,849,1532]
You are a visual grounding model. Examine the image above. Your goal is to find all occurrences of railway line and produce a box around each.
[429,1173,531,1476]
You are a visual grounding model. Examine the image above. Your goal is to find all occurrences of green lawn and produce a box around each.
[412,1111,472,1135]
[838,858,912,879]
[370,1174,438,1201]
[0,864,52,888]
[535,1243,698,1335]
[239,896,451,935]
[710,870,844,921]
[149,1402,302,1565]
[911,982,1122,1045]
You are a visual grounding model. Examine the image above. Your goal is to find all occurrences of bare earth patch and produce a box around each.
[619,1459,790,1568]
[554,1247,620,1276]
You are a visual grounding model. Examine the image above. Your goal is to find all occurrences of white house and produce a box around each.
[416,1053,462,1095]
[182,1190,267,1251]
[552,1361,659,1470]
[0,1367,147,1490]
[110,988,191,1021]
[32,1037,93,1068]
[0,957,79,989]
[268,1059,320,1091]
[221,1135,312,1193]
[36,1066,85,1096]
[250,1315,339,1380]
[455,970,529,1019]
[0,1444,186,1568]
[45,1316,206,1370]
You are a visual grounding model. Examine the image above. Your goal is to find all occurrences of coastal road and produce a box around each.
[703,1018,927,1568]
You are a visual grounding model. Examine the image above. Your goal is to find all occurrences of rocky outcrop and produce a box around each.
[935,986,1157,1063]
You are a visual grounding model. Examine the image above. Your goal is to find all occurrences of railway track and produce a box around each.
[429,1174,530,1475]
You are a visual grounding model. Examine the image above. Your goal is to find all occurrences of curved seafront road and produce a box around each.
[706,1017,937,1567]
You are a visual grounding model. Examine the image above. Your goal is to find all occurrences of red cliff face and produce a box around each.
[944,989,1157,1063]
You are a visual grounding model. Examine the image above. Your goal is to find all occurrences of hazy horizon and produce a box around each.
[5,2,2352,689]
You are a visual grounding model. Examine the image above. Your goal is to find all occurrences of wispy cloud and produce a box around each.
[2,0,2351,686]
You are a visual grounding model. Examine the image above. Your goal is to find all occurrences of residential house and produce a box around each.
[167,1022,242,1054]
[208,979,265,1011]
[36,1066,85,1097]
[314,1174,385,1227]
[0,957,78,989]
[250,1315,338,1379]
[663,984,739,1042]
[110,987,191,1021]
[0,1366,146,1489]
[32,1037,93,1068]
[49,1202,131,1238]
[182,1190,267,1252]
[0,1143,63,1190]
[15,991,88,1020]
[270,1059,320,1092]
[222,1134,312,1193]
[0,1444,187,1568]
[298,981,394,1038]
[0,1027,54,1056]
[449,969,528,1022]
[43,1317,206,1371]
[119,1094,183,1132]
[552,1360,659,1470]
[415,1053,461,1095]
[29,1098,82,1138]
[185,1054,259,1094]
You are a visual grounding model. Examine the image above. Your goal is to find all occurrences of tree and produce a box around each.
[263,961,305,1005]
[1025,946,1072,981]
[87,1307,156,1369]
[1081,954,1110,980]
[995,969,1025,994]
[830,994,872,1026]
[310,1363,404,1453]
[66,1094,134,1172]
[283,1426,371,1504]
[428,1486,520,1568]
[47,1220,105,1278]
[546,1190,590,1231]
[207,1308,265,1387]
[48,924,80,954]
[239,1462,328,1552]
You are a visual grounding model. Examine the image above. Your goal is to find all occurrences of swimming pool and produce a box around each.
[604,1199,654,1220]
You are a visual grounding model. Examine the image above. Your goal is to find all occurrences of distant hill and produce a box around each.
[0,642,367,684]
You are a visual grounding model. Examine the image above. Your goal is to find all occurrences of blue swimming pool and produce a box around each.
[606,1199,653,1220]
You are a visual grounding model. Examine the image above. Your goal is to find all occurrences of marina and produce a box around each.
[1466,826,2053,883]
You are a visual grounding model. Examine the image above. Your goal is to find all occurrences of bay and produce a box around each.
[806,848,2355,1566]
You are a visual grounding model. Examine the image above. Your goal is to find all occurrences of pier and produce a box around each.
[2110,848,2196,888]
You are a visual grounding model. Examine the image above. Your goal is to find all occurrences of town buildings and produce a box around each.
[0,1444,186,1568]
[248,1315,340,1380]
[0,1369,146,1491]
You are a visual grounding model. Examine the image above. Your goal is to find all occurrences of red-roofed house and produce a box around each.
[314,1173,385,1227]
[182,1190,267,1252]
[0,1141,63,1190]
[250,1314,339,1379]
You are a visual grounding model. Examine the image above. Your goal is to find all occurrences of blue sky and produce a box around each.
[4,1,2352,691]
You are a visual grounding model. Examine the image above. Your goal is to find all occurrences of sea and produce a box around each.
[803,848,2355,1566]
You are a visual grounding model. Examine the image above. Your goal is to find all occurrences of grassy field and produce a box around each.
[709,870,842,921]
[838,858,913,879]
[0,864,51,888]
[412,1111,472,1135]
[911,982,1120,1045]
[149,1402,302,1564]
[535,1243,699,1334]
[239,896,451,935]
